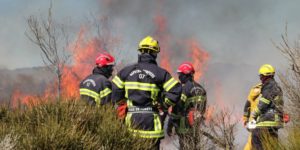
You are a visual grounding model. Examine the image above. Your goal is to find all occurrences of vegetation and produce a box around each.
[272,27,300,150]
[0,99,154,150]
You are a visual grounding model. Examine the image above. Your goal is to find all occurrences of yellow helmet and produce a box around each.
[259,64,275,76]
[138,36,160,53]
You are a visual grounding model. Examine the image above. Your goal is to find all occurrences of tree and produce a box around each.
[272,26,300,149]
[273,26,300,126]
[26,2,71,99]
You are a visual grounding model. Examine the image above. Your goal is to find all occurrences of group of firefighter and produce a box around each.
[79,36,287,150]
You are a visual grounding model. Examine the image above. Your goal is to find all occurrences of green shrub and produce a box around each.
[0,99,154,150]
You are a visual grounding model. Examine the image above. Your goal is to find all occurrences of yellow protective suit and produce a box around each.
[243,83,262,150]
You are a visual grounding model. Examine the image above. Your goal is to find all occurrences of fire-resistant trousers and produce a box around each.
[251,128,278,150]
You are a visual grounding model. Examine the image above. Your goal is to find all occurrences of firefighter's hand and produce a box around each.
[243,120,248,127]
[242,116,248,127]
[247,120,256,130]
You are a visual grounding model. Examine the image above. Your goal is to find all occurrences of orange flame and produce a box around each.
[186,39,210,81]
[154,15,172,73]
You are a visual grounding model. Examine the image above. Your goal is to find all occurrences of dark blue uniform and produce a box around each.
[112,53,182,139]
[79,67,112,106]
[252,78,283,150]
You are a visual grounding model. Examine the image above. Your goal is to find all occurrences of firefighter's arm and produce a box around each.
[252,88,272,120]
[198,89,207,116]
[188,86,207,116]
[243,100,251,125]
[99,80,112,105]
[162,73,182,108]
[201,96,207,116]
[112,71,126,104]
[167,103,182,136]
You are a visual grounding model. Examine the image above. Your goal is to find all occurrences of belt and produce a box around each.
[127,106,157,113]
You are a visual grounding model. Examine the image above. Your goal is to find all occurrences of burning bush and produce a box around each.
[0,100,154,150]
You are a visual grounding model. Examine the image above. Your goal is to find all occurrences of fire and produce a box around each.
[11,1,210,109]
[154,15,173,73]
[187,39,210,81]
[205,106,215,123]
[153,3,209,77]
[11,24,119,106]
[11,89,48,108]
[61,28,100,98]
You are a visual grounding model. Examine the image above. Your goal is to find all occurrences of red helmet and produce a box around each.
[95,53,115,67]
[177,62,195,74]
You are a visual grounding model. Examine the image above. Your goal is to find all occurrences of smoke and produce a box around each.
[1,0,300,148]
[95,0,293,66]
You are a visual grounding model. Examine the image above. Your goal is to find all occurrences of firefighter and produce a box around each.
[111,36,182,149]
[251,64,284,150]
[79,53,115,106]
[167,62,207,149]
[243,83,262,150]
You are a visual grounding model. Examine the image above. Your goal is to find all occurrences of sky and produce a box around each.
[0,0,299,69]
[1,0,299,148]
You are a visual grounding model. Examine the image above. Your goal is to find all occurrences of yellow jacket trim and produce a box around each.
[128,129,164,138]
[163,78,179,92]
[125,110,164,138]
[165,98,176,106]
[256,121,282,127]
[124,82,160,91]
[187,95,205,102]
[124,82,160,100]
[99,88,112,99]
[181,94,187,102]
[80,88,100,105]
[260,97,271,104]
[112,76,124,89]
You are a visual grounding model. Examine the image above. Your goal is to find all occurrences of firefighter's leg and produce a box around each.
[251,128,263,150]
[261,128,279,149]
[152,138,162,150]
[243,133,252,150]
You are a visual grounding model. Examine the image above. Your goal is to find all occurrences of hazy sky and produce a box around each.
[0,0,299,69]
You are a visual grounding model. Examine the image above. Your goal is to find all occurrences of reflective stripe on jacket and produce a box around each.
[79,68,112,106]
[252,78,283,128]
[170,80,207,134]
[112,54,182,138]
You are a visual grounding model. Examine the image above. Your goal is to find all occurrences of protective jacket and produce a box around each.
[169,79,206,134]
[252,78,283,128]
[79,67,112,106]
[112,54,182,138]
[243,83,262,122]
[243,83,262,150]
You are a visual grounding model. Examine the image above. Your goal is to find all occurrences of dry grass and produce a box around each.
[178,108,238,150]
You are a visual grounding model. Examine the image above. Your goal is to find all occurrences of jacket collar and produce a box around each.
[92,67,108,78]
[138,53,157,65]
[263,77,275,86]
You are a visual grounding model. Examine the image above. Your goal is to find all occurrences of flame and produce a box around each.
[11,89,48,108]
[61,26,120,98]
[187,39,210,81]
[11,1,211,110]
[11,23,120,106]
[154,15,172,73]
[205,106,215,123]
